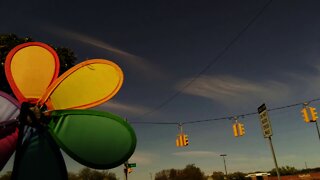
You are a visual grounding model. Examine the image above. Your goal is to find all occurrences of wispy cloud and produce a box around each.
[177,75,292,107]
[232,156,272,163]
[284,70,320,97]
[226,153,300,172]
[130,151,159,165]
[42,25,166,79]
[94,101,150,116]
[173,151,219,158]
[177,59,320,108]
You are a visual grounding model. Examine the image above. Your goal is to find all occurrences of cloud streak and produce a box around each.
[226,153,299,172]
[94,101,150,116]
[177,75,292,107]
[130,151,159,165]
[42,25,166,79]
[172,151,219,158]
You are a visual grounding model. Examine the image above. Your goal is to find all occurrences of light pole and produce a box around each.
[220,154,228,179]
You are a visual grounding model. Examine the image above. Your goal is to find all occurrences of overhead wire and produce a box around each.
[135,0,274,119]
[130,96,320,125]
[129,121,178,125]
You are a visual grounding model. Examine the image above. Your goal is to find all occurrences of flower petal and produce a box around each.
[5,42,59,103]
[49,110,136,169]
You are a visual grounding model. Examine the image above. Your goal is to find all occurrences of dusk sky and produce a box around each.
[1,0,320,179]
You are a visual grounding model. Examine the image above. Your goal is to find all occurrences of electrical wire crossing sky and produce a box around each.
[1,0,320,179]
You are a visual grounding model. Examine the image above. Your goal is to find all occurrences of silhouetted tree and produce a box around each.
[211,171,224,180]
[169,169,178,179]
[228,171,246,180]
[0,33,76,95]
[155,169,171,180]
[155,164,205,180]
[180,164,205,180]
[269,166,298,176]
[55,46,77,75]
[78,167,118,180]
[154,172,168,180]
[0,169,118,180]
[0,34,32,94]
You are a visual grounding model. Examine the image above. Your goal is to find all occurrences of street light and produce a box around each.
[220,154,228,179]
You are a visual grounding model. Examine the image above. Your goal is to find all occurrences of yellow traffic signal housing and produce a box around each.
[176,134,189,147]
[176,134,182,147]
[301,108,310,123]
[310,107,318,122]
[183,134,189,146]
[232,122,245,137]
[239,123,245,136]
[124,167,133,174]
[301,106,318,123]
[233,123,239,137]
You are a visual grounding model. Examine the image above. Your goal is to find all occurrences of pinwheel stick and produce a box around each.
[11,102,38,179]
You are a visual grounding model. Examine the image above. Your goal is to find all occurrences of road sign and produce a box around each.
[258,103,273,138]
[128,163,136,168]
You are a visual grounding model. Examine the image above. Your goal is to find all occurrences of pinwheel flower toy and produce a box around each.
[0,42,136,180]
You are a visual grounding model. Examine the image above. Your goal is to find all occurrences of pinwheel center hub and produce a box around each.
[20,103,47,127]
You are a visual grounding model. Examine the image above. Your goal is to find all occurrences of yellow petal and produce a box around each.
[40,59,123,110]
[5,42,59,103]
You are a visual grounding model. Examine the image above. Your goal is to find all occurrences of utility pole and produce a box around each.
[315,121,320,141]
[258,103,281,180]
[268,136,281,180]
[220,154,228,179]
[305,161,308,169]
[124,161,128,180]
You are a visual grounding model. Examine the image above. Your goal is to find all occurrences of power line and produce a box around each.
[130,96,320,125]
[135,0,273,119]
[129,121,178,125]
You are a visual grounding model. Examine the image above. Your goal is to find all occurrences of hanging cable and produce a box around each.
[130,96,320,125]
[129,121,178,125]
[135,0,274,119]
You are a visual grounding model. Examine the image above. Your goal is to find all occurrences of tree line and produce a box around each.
[154,164,247,180]
[154,164,320,180]
[1,165,319,180]
[0,168,118,180]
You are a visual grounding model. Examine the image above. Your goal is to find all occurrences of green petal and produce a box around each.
[49,110,136,169]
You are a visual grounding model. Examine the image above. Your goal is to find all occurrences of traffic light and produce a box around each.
[183,134,189,146]
[301,106,318,123]
[239,123,245,136]
[233,123,239,137]
[176,134,182,147]
[301,107,310,123]
[232,122,245,137]
[310,107,318,122]
[124,167,133,174]
[176,134,188,147]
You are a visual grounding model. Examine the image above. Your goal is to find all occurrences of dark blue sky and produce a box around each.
[1,0,320,179]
